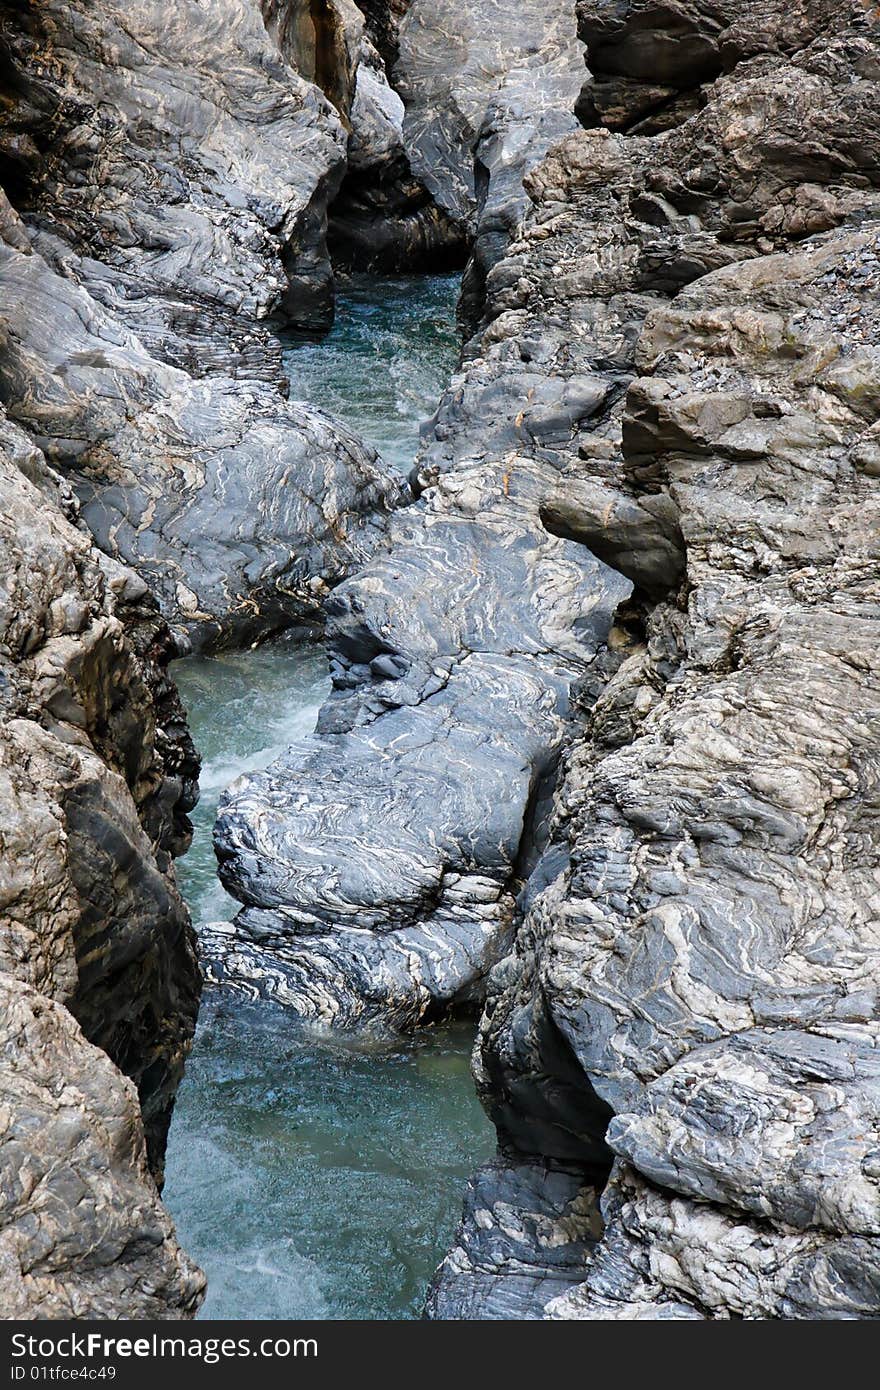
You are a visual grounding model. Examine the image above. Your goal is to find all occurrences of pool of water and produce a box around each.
[164,996,491,1320]
[281,273,461,473]
[164,272,495,1320]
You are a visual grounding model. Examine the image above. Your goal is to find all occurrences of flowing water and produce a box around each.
[163,274,495,1320]
[281,272,461,473]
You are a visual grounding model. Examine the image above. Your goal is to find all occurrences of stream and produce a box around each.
[163,274,495,1321]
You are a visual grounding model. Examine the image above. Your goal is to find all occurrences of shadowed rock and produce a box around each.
[0,979,204,1318]
[0,411,204,1313]
[541,479,686,598]
[0,220,401,651]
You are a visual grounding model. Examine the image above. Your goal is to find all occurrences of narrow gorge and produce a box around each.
[0,0,878,1324]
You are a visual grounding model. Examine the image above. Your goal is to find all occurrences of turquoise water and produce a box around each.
[164,275,494,1321]
[165,994,491,1320]
[281,273,461,473]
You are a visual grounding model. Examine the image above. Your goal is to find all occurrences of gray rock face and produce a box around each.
[0,978,204,1319]
[438,0,880,1319]
[331,0,585,287]
[0,0,349,367]
[328,35,467,273]
[0,412,204,1313]
[574,0,839,132]
[394,0,587,324]
[396,0,584,233]
[0,212,401,651]
[425,1162,602,1320]
[210,104,634,1028]
[541,480,686,599]
[0,4,404,653]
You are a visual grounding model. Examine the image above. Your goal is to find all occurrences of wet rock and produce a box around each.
[433,0,880,1321]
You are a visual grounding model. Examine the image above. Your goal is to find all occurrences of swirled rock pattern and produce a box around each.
[0,204,400,650]
[395,0,587,325]
[0,410,204,1314]
[211,126,634,1028]
[0,0,349,369]
[431,0,880,1321]
[425,1162,603,1320]
[0,979,204,1319]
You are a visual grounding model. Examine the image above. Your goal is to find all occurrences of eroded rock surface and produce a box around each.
[0,980,204,1319]
[426,1162,603,1320]
[395,0,587,324]
[0,204,400,651]
[431,0,880,1321]
[0,412,204,1314]
[211,114,636,1029]
[0,0,349,366]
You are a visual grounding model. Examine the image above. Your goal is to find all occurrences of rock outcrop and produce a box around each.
[327,29,467,273]
[0,223,400,651]
[208,0,628,1032]
[432,0,880,1321]
[0,0,349,365]
[395,0,588,324]
[0,411,205,1315]
[0,0,404,650]
[324,0,589,280]
[0,978,204,1319]
[209,137,637,1027]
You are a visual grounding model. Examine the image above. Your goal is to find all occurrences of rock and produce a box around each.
[396,0,583,233]
[328,33,467,272]
[574,0,840,132]
[547,1162,880,1320]
[541,479,686,599]
[358,0,412,69]
[0,978,205,1319]
[209,118,636,1028]
[0,412,201,1174]
[260,0,366,117]
[0,412,204,1313]
[395,0,587,324]
[425,1162,602,1320]
[0,0,349,371]
[0,224,402,651]
[433,0,880,1320]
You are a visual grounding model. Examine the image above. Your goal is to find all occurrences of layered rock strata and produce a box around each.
[434,0,880,1320]
[208,0,629,1031]
[394,0,588,325]
[0,0,349,366]
[0,219,400,651]
[210,154,636,1026]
